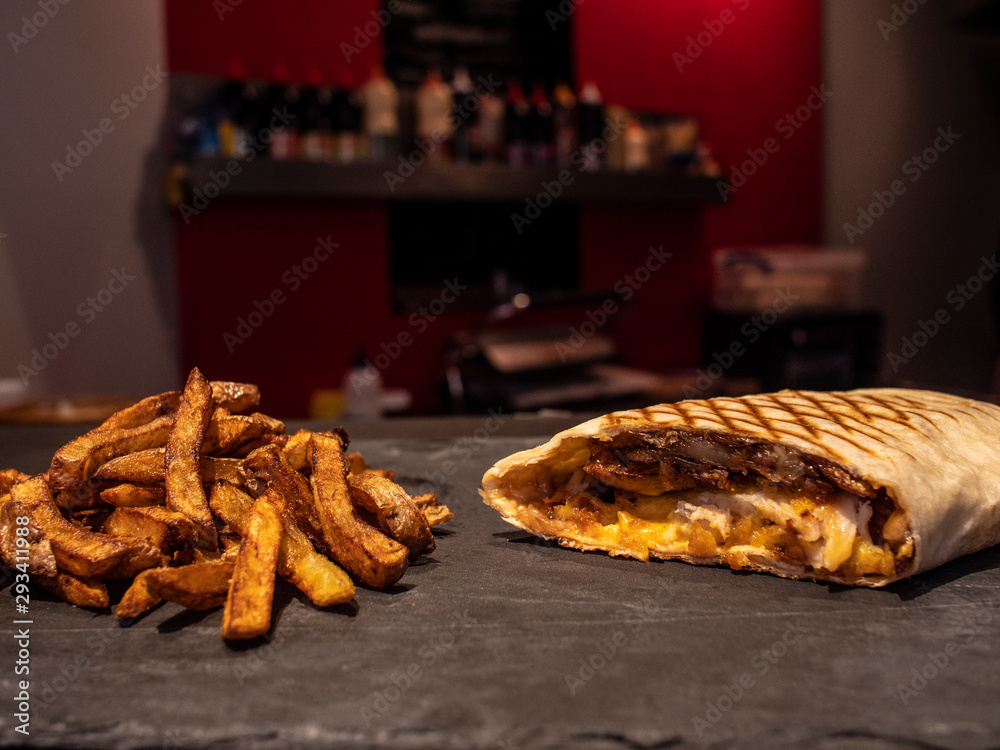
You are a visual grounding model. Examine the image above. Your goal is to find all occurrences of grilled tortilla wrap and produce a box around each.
[481,389,1000,587]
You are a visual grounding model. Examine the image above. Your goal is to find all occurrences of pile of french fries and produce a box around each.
[0,368,452,640]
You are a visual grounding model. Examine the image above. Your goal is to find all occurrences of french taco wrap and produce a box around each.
[481,389,1000,587]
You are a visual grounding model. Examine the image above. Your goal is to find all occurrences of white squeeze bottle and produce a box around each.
[415,68,454,162]
[343,348,383,419]
[361,65,399,162]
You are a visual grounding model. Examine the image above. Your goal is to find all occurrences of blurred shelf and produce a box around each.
[0,395,142,425]
[183,158,727,205]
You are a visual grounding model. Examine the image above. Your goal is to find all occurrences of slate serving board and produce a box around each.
[1,423,999,749]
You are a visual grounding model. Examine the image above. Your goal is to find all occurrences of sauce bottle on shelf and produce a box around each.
[451,66,475,163]
[361,65,399,162]
[266,62,301,160]
[504,79,530,167]
[415,69,454,163]
[176,106,219,159]
[623,116,651,172]
[552,82,577,169]
[528,82,554,166]
[577,80,605,172]
[300,65,334,161]
[477,87,505,163]
[237,78,261,157]
[334,69,364,163]
[216,57,247,158]
[604,104,629,171]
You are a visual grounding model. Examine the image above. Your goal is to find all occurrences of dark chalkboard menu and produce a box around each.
[382,0,574,89]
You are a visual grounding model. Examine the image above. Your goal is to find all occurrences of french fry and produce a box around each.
[116,569,161,620]
[220,533,242,561]
[276,524,356,607]
[210,482,354,608]
[346,451,367,475]
[99,484,166,508]
[38,571,109,609]
[209,381,260,413]
[221,492,283,640]
[204,413,285,456]
[242,444,324,547]
[0,469,30,494]
[146,560,235,610]
[95,391,180,431]
[52,488,106,513]
[345,450,394,480]
[229,432,289,458]
[422,504,455,527]
[95,449,246,487]
[0,500,57,577]
[282,429,314,473]
[308,433,408,590]
[348,473,434,559]
[409,493,438,508]
[207,482,255,535]
[410,493,455,526]
[48,416,174,495]
[117,560,236,619]
[165,367,217,550]
[11,475,165,578]
[71,508,113,533]
[284,428,348,473]
[103,506,200,554]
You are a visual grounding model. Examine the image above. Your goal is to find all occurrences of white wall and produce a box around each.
[0,0,177,400]
[823,0,1000,394]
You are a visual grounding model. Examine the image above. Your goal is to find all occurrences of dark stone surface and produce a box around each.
[1,422,999,749]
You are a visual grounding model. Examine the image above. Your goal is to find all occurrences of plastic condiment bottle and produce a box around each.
[343,348,383,419]
[529,82,554,166]
[577,81,604,172]
[605,104,629,171]
[552,82,577,169]
[477,91,505,163]
[415,69,453,162]
[623,117,651,172]
[505,79,530,167]
[361,65,399,162]
[301,65,334,161]
[334,69,364,163]
[267,62,301,160]
[451,66,475,163]
[217,57,247,158]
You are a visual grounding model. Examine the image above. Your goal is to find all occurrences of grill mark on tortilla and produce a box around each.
[892,394,960,424]
[821,392,920,460]
[766,393,820,437]
[738,398,780,442]
[702,400,737,431]
[756,391,869,456]
[685,400,808,445]
[780,391,891,453]
[862,394,932,438]
[636,390,1000,465]
[819,392,902,441]
[667,402,694,427]
[963,401,1000,428]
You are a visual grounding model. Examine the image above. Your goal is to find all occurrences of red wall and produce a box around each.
[574,0,823,374]
[167,0,822,416]
[165,0,384,85]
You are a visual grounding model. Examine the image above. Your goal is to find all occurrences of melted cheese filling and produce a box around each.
[513,468,904,581]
